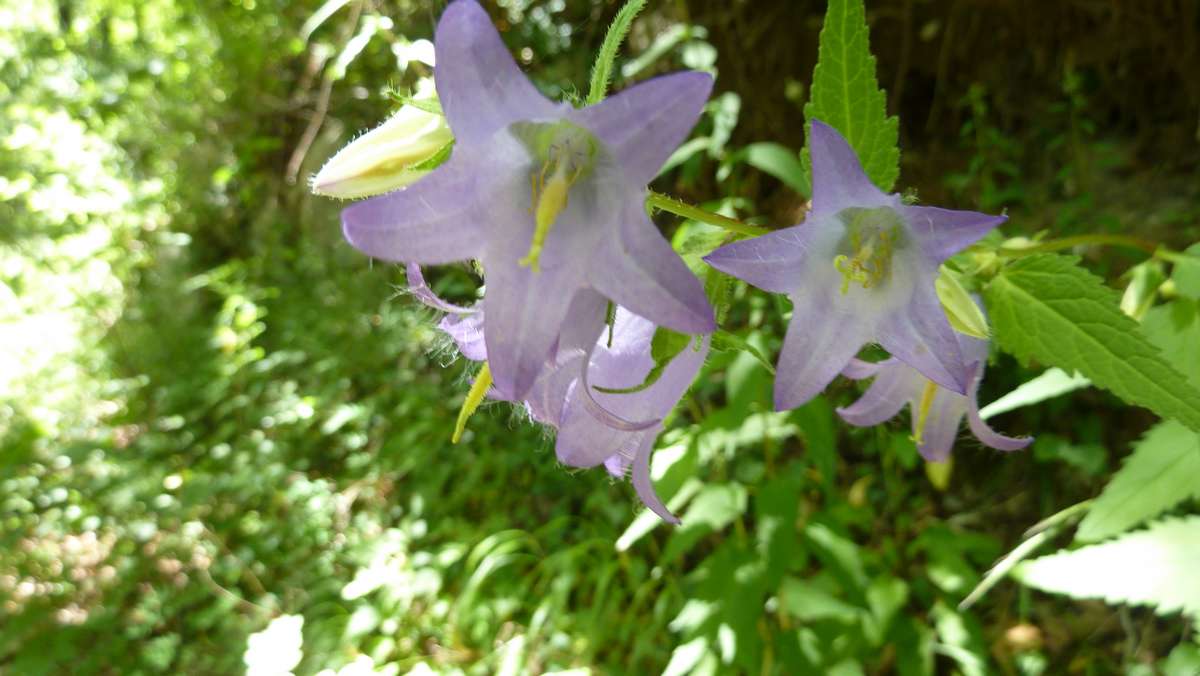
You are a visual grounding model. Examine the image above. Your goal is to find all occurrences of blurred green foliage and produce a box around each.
[2,1,1199,674]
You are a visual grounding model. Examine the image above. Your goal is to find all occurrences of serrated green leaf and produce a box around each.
[1076,420,1200,543]
[802,0,900,192]
[1142,298,1200,388]
[1015,516,1200,618]
[1171,244,1200,299]
[985,254,1200,431]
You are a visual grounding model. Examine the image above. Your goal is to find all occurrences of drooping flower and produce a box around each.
[837,329,1032,462]
[312,82,453,199]
[704,119,1007,411]
[406,265,707,523]
[342,0,716,401]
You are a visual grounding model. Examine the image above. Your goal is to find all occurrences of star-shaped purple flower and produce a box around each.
[837,330,1032,462]
[704,120,1007,411]
[406,265,706,523]
[342,0,715,401]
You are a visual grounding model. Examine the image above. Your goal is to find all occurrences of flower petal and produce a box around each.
[341,154,484,264]
[837,364,914,427]
[433,0,560,146]
[965,363,1034,452]
[406,263,476,314]
[774,297,872,411]
[842,357,887,380]
[703,223,822,295]
[808,119,894,215]
[877,273,970,394]
[570,71,713,186]
[482,259,585,400]
[902,205,1007,262]
[557,289,608,355]
[438,312,487,362]
[914,387,967,462]
[589,203,715,335]
[631,433,679,524]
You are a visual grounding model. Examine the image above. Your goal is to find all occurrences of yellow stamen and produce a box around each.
[519,163,579,272]
[835,228,897,293]
[452,362,492,444]
[911,380,939,446]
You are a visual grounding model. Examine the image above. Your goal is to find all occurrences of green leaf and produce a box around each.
[802,0,900,192]
[741,142,810,197]
[1141,298,1200,388]
[1076,420,1200,543]
[985,254,1200,431]
[1171,243,1200,299]
[779,577,861,623]
[978,368,1091,420]
[1015,516,1200,618]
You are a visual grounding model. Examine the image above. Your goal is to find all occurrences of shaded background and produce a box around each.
[2,0,1198,673]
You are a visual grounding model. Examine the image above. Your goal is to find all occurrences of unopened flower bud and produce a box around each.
[312,97,453,199]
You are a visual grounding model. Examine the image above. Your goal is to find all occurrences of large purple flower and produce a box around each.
[342,0,715,400]
[837,331,1032,462]
[407,265,708,523]
[704,120,1006,411]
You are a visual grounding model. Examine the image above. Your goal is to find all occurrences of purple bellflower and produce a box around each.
[406,265,707,523]
[838,330,1032,462]
[704,120,1007,411]
[342,0,716,401]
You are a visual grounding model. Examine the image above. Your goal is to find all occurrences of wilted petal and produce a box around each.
[903,205,1007,263]
[570,71,713,186]
[808,119,895,215]
[914,387,967,462]
[342,153,484,264]
[837,362,913,427]
[965,363,1033,452]
[433,0,561,146]
[590,203,715,335]
[703,223,823,295]
[877,273,969,394]
[775,298,872,411]
[631,433,678,524]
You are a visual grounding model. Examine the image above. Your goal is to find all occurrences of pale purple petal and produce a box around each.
[902,205,1007,263]
[965,362,1034,452]
[438,312,487,362]
[525,353,584,427]
[774,299,873,411]
[569,72,713,186]
[808,119,895,215]
[877,272,970,394]
[631,433,679,524]
[703,223,822,295]
[556,289,608,355]
[589,203,715,335]
[434,0,561,146]
[914,386,966,462]
[342,153,484,264]
[842,357,886,380]
[482,259,582,400]
[406,263,476,314]
[837,363,913,427]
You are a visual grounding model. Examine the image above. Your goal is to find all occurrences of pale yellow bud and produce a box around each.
[311,98,453,199]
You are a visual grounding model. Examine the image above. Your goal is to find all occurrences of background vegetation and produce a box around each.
[2,0,1198,673]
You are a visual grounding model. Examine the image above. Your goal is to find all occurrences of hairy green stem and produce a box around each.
[998,234,1159,257]
[587,0,647,105]
[647,191,769,237]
